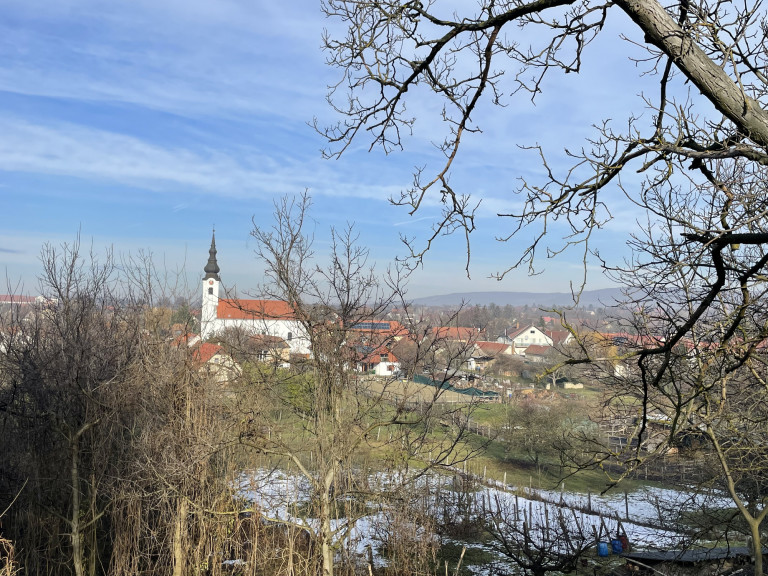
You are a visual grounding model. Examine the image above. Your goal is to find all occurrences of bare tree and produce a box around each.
[0,239,238,576]
[485,493,594,576]
[502,394,587,480]
[319,0,768,276]
[319,2,768,572]
[234,193,484,576]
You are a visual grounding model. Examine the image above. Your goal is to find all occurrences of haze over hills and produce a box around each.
[410,288,623,308]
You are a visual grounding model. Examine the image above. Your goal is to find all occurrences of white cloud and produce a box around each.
[0,0,332,121]
[0,116,413,205]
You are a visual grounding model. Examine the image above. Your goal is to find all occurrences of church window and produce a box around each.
[208,287,213,295]
[287,332,293,341]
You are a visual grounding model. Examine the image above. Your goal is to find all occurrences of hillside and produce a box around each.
[410,288,622,308]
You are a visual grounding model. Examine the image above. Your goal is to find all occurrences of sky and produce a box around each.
[0,0,670,300]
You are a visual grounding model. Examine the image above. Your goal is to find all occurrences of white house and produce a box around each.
[199,233,310,356]
[356,345,400,377]
[505,325,553,353]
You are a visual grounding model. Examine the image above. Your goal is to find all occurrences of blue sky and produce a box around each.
[0,0,666,299]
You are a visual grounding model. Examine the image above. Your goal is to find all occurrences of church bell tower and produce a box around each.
[201,231,220,340]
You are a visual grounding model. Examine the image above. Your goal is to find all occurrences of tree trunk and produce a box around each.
[616,0,768,146]
[69,423,95,576]
[321,468,335,576]
[172,498,189,576]
[749,519,764,576]
[71,434,84,576]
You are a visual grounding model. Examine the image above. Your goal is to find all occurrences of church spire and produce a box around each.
[203,231,221,280]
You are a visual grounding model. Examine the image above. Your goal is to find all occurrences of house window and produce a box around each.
[380,353,389,362]
[208,287,213,295]
[287,332,293,341]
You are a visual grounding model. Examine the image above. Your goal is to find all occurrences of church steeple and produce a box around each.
[203,231,221,281]
[201,231,221,340]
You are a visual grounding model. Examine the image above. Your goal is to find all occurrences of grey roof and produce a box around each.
[203,232,221,281]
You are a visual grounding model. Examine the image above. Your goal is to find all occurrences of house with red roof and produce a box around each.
[355,343,400,377]
[189,342,240,383]
[465,340,514,372]
[431,326,482,343]
[349,320,409,341]
[0,295,39,306]
[249,334,291,366]
[522,344,552,363]
[545,329,573,347]
[503,325,553,354]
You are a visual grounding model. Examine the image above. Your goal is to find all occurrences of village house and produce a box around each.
[356,344,400,377]
[348,320,408,377]
[522,343,550,363]
[431,325,482,343]
[192,342,240,384]
[175,333,240,384]
[502,324,552,352]
[465,340,513,372]
[249,334,291,367]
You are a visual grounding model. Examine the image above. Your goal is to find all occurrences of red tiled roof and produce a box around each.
[0,295,37,304]
[193,342,224,363]
[349,320,409,337]
[524,344,551,355]
[217,299,295,320]
[357,343,398,364]
[173,332,201,348]
[475,341,510,355]
[546,330,570,345]
[432,326,481,341]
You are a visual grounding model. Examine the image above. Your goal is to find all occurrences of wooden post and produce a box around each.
[624,492,629,520]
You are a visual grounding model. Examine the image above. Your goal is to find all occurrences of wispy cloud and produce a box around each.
[0,0,333,122]
[392,215,435,227]
[0,117,409,204]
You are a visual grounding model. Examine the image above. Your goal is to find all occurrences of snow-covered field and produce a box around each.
[239,469,732,573]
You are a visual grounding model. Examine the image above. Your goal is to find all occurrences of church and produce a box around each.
[200,233,310,356]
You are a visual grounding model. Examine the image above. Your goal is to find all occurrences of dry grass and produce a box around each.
[364,378,476,404]
[0,536,17,576]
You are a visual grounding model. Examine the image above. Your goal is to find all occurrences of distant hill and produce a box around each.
[410,288,622,308]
